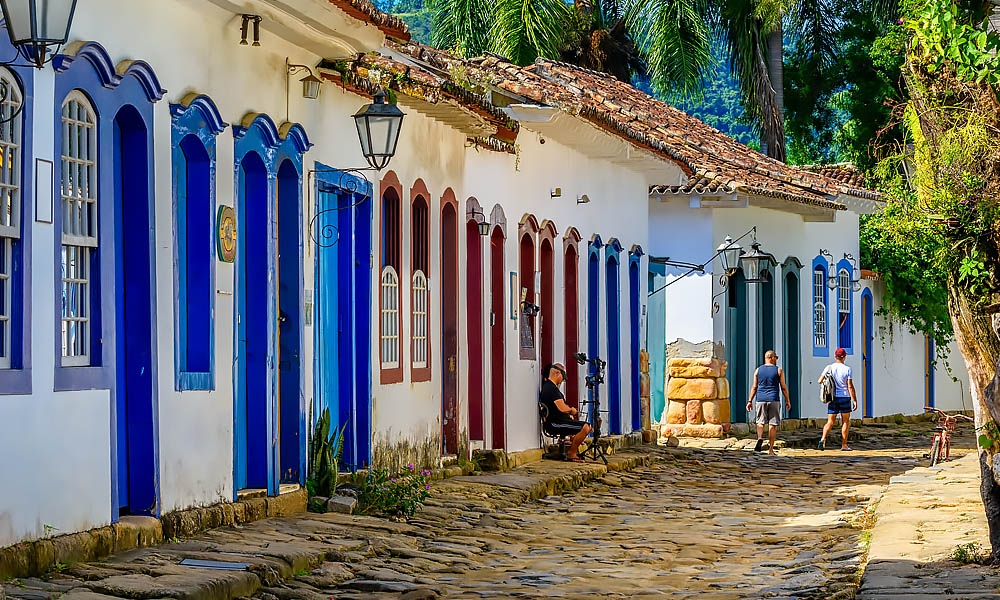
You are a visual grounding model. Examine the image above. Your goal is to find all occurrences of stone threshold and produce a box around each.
[0,432,650,582]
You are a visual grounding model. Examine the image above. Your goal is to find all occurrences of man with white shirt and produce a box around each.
[817,347,858,451]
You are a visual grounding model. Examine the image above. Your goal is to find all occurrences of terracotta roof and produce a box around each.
[328,0,410,42]
[462,54,878,209]
[801,163,881,201]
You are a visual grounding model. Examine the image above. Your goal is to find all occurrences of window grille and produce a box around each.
[838,269,850,314]
[813,268,827,348]
[380,266,400,368]
[61,92,97,366]
[0,69,19,370]
[411,270,428,368]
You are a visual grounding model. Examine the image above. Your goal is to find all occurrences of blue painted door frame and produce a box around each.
[314,165,373,470]
[628,249,643,431]
[233,115,311,496]
[587,237,602,432]
[52,42,166,521]
[605,240,623,434]
[862,289,874,417]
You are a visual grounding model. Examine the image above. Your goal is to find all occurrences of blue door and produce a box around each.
[726,270,748,424]
[628,250,642,431]
[314,167,373,470]
[605,242,622,434]
[782,269,801,418]
[113,106,158,516]
[277,160,304,484]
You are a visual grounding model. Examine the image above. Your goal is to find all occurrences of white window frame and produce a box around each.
[0,69,21,370]
[411,270,428,368]
[380,266,400,369]
[60,91,98,367]
[838,269,851,315]
[813,268,827,348]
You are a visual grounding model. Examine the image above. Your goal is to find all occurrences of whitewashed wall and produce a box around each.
[463,133,651,451]
[863,281,971,415]
[1,0,390,547]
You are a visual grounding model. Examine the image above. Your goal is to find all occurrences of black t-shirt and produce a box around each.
[540,380,573,424]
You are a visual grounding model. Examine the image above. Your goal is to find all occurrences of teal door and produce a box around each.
[726,270,748,423]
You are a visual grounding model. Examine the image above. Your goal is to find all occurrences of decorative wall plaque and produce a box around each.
[217,205,237,263]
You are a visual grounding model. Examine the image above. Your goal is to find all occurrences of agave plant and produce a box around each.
[307,408,345,498]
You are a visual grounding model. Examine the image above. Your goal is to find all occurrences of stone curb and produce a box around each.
[1,434,648,584]
[2,448,654,600]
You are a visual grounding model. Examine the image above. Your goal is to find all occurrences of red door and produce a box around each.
[489,227,506,449]
[564,245,580,408]
[540,238,554,366]
[466,219,484,441]
[441,202,459,455]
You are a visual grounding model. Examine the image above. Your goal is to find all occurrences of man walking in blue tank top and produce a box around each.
[746,350,792,454]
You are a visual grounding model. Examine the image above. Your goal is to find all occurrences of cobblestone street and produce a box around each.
[6,425,984,600]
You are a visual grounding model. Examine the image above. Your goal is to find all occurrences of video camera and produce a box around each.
[574,351,606,388]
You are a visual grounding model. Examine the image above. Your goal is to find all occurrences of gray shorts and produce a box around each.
[755,401,781,426]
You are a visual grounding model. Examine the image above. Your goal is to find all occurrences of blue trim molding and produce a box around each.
[0,52,34,395]
[811,255,830,358]
[54,40,164,522]
[587,235,603,364]
[836,257,854,354]
[604,239,623,434]
[627,246,643,432]
[171,94,227,391]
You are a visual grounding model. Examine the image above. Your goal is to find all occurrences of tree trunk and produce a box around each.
[760,24,785,162]
[949,283,1000,560]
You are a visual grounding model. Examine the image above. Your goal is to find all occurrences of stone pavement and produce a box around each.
[858,451,1000,599]
[1,422,993,600]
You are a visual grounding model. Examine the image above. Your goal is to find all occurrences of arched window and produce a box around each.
[812,264,827,353]
[837,263,853,351]
[60,91,98,366]
[379,176,403,382]
[411,270,428,368]
[380,266,400,369]
[0,68,21,370]
[410,187,430,380]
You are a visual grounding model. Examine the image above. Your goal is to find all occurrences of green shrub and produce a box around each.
[307,408,344,503]
[951,542,989,564]
[894,414,906,425]
[357,464,431,519]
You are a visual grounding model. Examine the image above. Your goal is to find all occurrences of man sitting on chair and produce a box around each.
[540,363,592,462]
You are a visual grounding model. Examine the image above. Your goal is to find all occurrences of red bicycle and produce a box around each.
[923,406,973,467]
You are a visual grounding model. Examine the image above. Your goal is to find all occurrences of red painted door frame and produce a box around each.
[540,237,554,366]
[489,227,506,449]
[441,198,459,455]
[466,218,484,441]
[564,243,580,408]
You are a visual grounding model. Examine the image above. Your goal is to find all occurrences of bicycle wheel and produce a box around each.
[929,437,942,467]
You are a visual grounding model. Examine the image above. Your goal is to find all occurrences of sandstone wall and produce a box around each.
[660,357,729,439]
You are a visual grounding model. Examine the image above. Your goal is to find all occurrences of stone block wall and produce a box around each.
[659,357,730,439]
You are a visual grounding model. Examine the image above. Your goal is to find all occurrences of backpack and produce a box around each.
[819,369,834,404]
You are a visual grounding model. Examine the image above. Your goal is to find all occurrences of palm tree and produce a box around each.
[426,0,894,162]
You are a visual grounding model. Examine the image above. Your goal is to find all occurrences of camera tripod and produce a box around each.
[575,353,609,465]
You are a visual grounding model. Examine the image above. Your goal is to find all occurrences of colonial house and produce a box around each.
[0,0,959,557]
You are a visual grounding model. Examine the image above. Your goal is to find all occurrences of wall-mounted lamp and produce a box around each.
[470,206,491,236]
[550,187,562,198]
[0,0,78,69]
[844,252,863,292]
[577,194,590,204]
[715,235,741,274]
[740,240,776,284]
[353,89,405,171]
[287,59,321,99]
[819,249,837,290]
[240,14,262,46]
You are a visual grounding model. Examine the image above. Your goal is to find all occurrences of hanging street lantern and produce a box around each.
[0,0,78,68]
[716,236,741,274]
[353,88,405,171]
[740,241,775,284]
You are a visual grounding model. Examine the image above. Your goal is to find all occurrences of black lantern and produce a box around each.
[740,241,775,284]
[716,236,741,274]
[0,0,78,68]
[470,205,490,236]
[353,89,404,171]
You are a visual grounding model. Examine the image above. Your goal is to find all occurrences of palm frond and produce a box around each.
[625,0,714,99]
[786,0,840,73]
[429,0,495,57]
[718,0,785,159]
[489,0,574,65]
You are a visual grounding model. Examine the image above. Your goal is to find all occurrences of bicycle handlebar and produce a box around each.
[923,406,974,421]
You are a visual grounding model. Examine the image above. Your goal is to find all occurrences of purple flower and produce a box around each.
[407,463,414,469]
[391,478,397,483]
[897,18,904,24]
[421,470,431,476]
[425,484,431,490]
